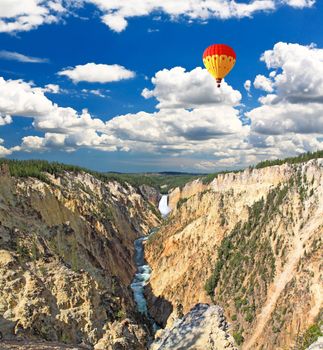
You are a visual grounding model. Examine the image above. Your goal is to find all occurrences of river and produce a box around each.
[130,195,170,327]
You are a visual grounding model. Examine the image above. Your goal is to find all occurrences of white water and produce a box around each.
[130,195,170,328]
[130,233,153,316]
[158,195,171,217]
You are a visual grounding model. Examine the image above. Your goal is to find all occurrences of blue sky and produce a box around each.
[0,1,322,172]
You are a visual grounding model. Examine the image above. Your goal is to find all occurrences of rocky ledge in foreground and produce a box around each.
[150,304,237,350]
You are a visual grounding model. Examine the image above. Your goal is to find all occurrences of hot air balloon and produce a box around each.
[203,44,236,87]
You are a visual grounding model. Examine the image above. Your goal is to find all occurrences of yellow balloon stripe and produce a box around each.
[203,54,236,79]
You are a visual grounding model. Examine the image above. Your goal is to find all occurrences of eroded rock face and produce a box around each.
[94,318,149,350]
[0,169,160,348]
[139,185,161,208]
[145,159,323,350]
[150,304,237,350]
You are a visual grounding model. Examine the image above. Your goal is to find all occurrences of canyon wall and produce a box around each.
[145,159,323,349]
[0,165,160,349]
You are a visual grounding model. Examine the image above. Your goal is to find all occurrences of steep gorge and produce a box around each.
[0,164,160,349]
[0,157,322,350]
[145,159,323,349]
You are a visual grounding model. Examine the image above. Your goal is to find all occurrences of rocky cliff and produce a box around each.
[150,304,237,350]
[0,164,160,349]
[145,159,323,349]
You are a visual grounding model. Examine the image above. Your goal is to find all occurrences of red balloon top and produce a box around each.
[203,44,236,60]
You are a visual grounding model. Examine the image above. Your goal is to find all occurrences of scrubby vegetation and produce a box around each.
[233,330,244,345]
[205,185,291,327]
[177,197,189,209]
[295,319,322,349]
[201,169,242,184]
[254,150,323,169]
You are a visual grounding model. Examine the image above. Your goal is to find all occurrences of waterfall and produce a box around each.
[158,195,171,217]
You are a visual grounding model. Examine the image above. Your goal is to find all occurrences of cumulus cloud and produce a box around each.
[142,67,241,109]
[253,74,274,92]
[0,0,66,33]
[0,76,114,153]
[0,50,49,63]
[58,63,135,83]
[0,77,53,117]
[246,42,323,158]
[247,42,323,133]
[259,42,323,103]
[0,68,248,165]
[106,106,246,145]
[247,102,323,135]
[1,42,323,170]
[84,0,314,32]
[0,1,315,34]
[101,66,247,157]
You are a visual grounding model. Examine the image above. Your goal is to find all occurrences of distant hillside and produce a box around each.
[1,150,322,192]
[201,150,323,184]
[0,159,199,194]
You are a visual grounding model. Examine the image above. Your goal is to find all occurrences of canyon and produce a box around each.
[0,155,322,349]
[145,158,323,349]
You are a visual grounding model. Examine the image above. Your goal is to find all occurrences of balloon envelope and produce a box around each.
[203,44,236,87]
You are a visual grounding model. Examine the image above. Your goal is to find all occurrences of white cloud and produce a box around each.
[253,74,274,92]
[106,106,246,146]
[1,41,322,170]
[101,13,128,32]
[0,50,49,63]
[0,1,315,34]
[0,0,66,33]
[246,42,323,157]
[102,66,247,156]
[58,63,135,83]
[0,76,112,153]
[0,138,13,157]
[0,114,12,126]
[84,0,314,32]
[81,89,109,98]
[142,67,241,109]
[0,69,248,163]
[43,84,60,94]
[259,42,323,103]
[0,145,12,157]
[0,77,53,117]
[247,42,323,135]
[247,102,323,135]
[244,80,251,93]
[283,0,315,8]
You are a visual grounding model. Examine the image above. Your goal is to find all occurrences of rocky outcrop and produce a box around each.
[168,179,208,211]
[139,185,161,208]
[307,337,323,350]
[94,318,149,350]
[0,168,160,348]
[145,159,323,349]
[150,304,237,350]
